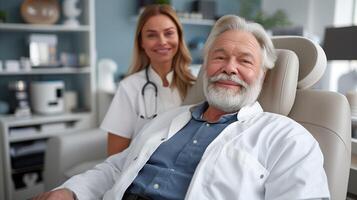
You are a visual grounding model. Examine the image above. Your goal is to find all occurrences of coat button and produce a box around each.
[153,183,160,189]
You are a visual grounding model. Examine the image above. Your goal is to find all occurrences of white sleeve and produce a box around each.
[100,82,137,138]
[60,149,129,199]
[264,130,330,200]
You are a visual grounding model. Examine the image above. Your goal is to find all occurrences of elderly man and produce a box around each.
[34,15,330,200]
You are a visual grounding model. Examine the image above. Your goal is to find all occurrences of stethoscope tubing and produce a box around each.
[140,66,158,119]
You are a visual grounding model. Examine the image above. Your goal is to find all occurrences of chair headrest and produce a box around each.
[183,36,326,116]
[272,36,327,89]
[258,49,298,115]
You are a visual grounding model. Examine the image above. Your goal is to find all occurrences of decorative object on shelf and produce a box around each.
[28,34,59,67]
[137,0,170,14]
[8,81,31,117]
[21,0,60,24]
[64,90,78,112]
[60,52,78,67]
[23,173,38,187]
[191,0,216,20]
[20,57,32,71]
[30,81,65,115]
[5,60,20,72]
[239,0,291,29]
[98,59,117,93]
[63,0,82,26]
[188,37,205,64]
[0,101,10,114]
[79,53,89,66]
[0,10,7,22]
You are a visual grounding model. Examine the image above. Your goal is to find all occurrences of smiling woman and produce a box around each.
[100,4,196,156]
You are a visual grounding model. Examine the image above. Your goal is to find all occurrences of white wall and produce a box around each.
[261,0,336,41]
[334,0,354,25]
[262,0,357,93]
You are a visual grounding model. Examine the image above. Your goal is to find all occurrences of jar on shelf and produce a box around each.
[20,0,60,24]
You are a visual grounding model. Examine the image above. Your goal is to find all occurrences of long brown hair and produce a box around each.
[128,4,195,100]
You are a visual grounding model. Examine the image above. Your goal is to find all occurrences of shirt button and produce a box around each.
[133,156,138,161]
[153,183,160,189]
[170,168,175,172]
[160,138,166,141]
[206,123,210,127]
[193,140,198,144]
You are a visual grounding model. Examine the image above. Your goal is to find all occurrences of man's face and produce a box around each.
[203,30,265,113]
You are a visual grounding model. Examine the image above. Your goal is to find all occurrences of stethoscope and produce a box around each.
[140,66,158,119]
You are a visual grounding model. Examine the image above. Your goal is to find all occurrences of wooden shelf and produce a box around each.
[0,23,90,32]
[0,67,91,75]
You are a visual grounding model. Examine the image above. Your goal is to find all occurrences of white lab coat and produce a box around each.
[62,102,330,200]
[100,66,182,139]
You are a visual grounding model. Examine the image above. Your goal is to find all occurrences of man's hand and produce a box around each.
[32,188,75,200]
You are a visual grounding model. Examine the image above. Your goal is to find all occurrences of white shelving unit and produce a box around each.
[0,1,96,199]
[0,23,90,32]
[0,67,91,75]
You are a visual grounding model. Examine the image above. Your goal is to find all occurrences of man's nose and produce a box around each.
[222,58,238,75]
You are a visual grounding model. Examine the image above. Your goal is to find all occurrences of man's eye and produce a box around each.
[215,56,224,60]
[243,60,252,64]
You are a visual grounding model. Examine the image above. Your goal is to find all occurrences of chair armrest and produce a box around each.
[43,128,107,190]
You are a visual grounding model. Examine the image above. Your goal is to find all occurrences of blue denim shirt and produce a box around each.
[127,102,237,200]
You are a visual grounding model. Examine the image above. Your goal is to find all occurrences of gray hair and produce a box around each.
[203,15,277,71]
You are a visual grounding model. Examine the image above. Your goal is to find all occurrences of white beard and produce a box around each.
[203,71,264,113]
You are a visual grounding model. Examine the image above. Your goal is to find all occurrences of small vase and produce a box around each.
[21,0,60,25]
[63,0,81,26]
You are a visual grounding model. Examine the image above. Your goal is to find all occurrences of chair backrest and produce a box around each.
[183,36,351,200]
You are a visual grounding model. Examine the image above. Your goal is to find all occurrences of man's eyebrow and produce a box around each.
[240,52,254,59]
[211,48,226,54]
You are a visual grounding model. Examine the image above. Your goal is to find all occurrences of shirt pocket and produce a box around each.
[206,146,269,200]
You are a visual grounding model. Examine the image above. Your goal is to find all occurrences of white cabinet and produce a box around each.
[0,0,96,199]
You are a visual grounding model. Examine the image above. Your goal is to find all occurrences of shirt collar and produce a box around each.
[191,102,237,124]
[148,66,174,86]
[190,101,263,123]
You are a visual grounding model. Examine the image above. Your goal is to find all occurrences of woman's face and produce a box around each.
[140,14,179,67]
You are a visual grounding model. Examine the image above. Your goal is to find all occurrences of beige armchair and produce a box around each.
[44,36,351,200]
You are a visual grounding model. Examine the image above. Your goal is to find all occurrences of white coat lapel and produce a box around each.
[167,109,192,139]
